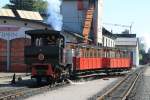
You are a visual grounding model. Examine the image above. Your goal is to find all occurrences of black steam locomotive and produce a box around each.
[24,29,131,84]
[24,30,70,83]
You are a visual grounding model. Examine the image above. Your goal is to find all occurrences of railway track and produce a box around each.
[0,81,69,100]
[97,67,144,100]
[0,71,129,100]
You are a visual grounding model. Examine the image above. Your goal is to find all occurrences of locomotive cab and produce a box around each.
[24,30,65,83]
[25,30,65,64]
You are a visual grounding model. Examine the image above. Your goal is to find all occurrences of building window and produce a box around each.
[102,37,104,46]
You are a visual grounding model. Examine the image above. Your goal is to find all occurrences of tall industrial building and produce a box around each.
[62,0,103,45]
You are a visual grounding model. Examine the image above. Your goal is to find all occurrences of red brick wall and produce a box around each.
[0,37,31,72]
[10,38,31,72]
[0,39,7,72]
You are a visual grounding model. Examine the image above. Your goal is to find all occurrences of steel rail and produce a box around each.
[97,75,129,100]
[0,82,69,100]
[121,70,142,100]
[97,68,143,100]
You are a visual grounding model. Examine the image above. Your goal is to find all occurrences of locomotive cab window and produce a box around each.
[25,30,65,47]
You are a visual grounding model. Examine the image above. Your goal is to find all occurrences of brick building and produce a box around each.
[0,8,89,72]
[0,9,51,72]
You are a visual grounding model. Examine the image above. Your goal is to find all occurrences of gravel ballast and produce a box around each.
[25,78,117,100]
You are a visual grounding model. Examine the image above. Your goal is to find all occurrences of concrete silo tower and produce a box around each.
[62,0,103,46]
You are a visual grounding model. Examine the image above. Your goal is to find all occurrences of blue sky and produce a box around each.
[103,0,150,50]
[0,0,9,8]
[0,0,150,50]
[103,0,150,34]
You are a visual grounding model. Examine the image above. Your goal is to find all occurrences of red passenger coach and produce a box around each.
[73,47,132,76]
[102,49,132,71]
[73,47,103,71]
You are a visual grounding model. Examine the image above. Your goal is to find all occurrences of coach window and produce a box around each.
[113,50,115,58]
[85,49,88,58]
[100,49,102,57]
[114,50,117,58]
[94,49,96,57]
[118,51,120,58]
[122,51,125,58]
[125,51,128,58]
[86,48,89,57]
[84,49,86,57]
[97,49,99,57]
[94,49,95,57]
[102,50,105,57]
[86,49,89,58]
[97,50,99,57]
[82,49,85,57]
[116,51,119,58]
[107,50,110,58]
[102,50,104,57]
[90,49,93,57]
[92,49,95,57]
[109,50,112,58]
[121,51,123,58]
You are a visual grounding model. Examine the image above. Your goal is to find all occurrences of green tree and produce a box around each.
[3,4,10,8]
[5,0,34,11]
[139,37,146,52]
[3,0,47,13]
[138,37,147,64]
[33,0,48,13]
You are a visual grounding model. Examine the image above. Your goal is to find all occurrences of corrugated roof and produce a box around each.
[0,9,15,17]
[115,38,138,46]
[0,8,43,21]
[114,34,136,38]
[17,10,43,21]
[102,28,117,39]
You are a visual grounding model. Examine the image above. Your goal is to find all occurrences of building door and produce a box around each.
[0,39,7,71]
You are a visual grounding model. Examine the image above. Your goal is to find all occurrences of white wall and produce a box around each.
[103,36,115,47]
[116,38,137,46]
[136,42,139,66]
[96,0,103,44]
[115,38,139,67]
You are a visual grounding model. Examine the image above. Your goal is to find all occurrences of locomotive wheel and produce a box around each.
[46,77,55,85]
[36,77,42,84]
